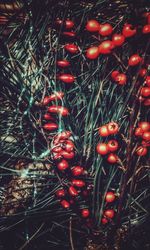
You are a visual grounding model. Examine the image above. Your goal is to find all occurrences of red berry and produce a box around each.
[64,140,75,152]
[111,71,119,80]
[86,46,99,59]
[145,76,150,87]
[48,105,69,116]
[104,209,115,219]
[142,24,150,34]
[101,218,108,224]
[107,122,119,135]
[61,200,70,208]
[144,99,150,106]
[58,74,75,84]
[86,19,100,32]
[52,146,62,153]
[69,186,78,196]
[98,125,109,137]
[115,73,127,85]
[64,44,79,54]
[105,192,115,203]
[136,146,148,156]
[128,54,142,66]
[43,92,64,105]
[138,122,150,132]
[81,209,90,218]
[72,179,85,188]
[112,34,125,46]
[61,151,75,159]
[43,113,55,121]
[71,166,84,176]
[56,189,65,197]
[63,31,76,37]
[57,159,69,171]
[141,87,150,97]
[96,143,109,155]
[139,68,147,77]
[142,131,150,141]
[122,24,136,38]
[43,123,58,131]
[135,127,143,136]
[107,140,119,152]
[107,153,118,164]
[99,40,114,54]
[57,60,70,68]
[99,23,113,36]
[65,20,74,29]
[54,131,71,144]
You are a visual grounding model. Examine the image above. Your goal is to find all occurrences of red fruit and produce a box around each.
[86,19,100,32]
[64,140,75,152]
[138,122,150,132]
[141,87,150,97]
[107,153,118,164]
[135,127,143,136]
[43,123,58,131]
[142,140,150,147]
[63,31,76,37]
[142,24,150,34]
[144,99,150,106]
[86,46,99,59]
[111,70,119,80]
[122,24,136,38]
[61,151,75,159]
[56,189,65,197]
[145,76,150,87]
[72,179,85,188]
[99,40,114,54]
[61,200,70,208]
[139,68,147,77]
[55,19,63,26]
[52,146,62,153]
[99,125,109,137]
[136,146,148,156]
[107,140,119,152]
[102,218,108,224]
[112,34,125,46]
[105,192,115,203]
[99,23,113,36]
[65,20,74,29]
[71,166,84,176]
[43,92,64,105]
[48,105,69,116]
[96,143,109,155]
[81,209,90,218]
[54,131,71,144]
[58,74,75,83]
[69,186,78,196]
[115,73,127,85]
[57,159,69,171]
[107,122,119,135]
[104,209,115,219]
[57,60,70,68]
[53,153,62,160]
[128,54,142,66]
[64,44,79,54]
[142,131,150,141]
[43,113,55,120]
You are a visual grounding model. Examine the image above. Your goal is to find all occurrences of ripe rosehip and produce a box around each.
[141,87,150,97]
[86,46,99,59]
[107,153,118,163]
[43,113,55,121]
[61,200,70,208]
[138,122,150,132]
[43,92,64,105]
[142,24,150,34]
[107,140,119,152]
[71,166,84,176]
[69,186,78,196]
[61,151,75,159]
[99,40,114,54]
[99,23,113,36]
[54,131,71,144]
[111,70,119,80]
[105,192,115,203]
[142,131,150,141]
[128,54,142,66]
[112,34,125,46]
[115,73,127,85]
[58,74,75,84]
[139,68,147,77]
[122,24,136,37]
[56,189,65,197]
[145,76,150,87]
[57,159,69,171]
[86,19,100,32]
[101,217,108,224]
[135,127,143,136]
[64,140,75,152]
[57,60,70,68]
[98,125,109,137]
[65,20,74,29]
[96,143,109,155]
[62,31,76,37]
[43,123,58,131]
[104,209,115,219]
[136,146,148,156]
[107,122,119,135]
[81,209,90,218]
[64,44,79,54]
[72,179,85,188]
[48,105,69,116]
[52,146,62,153]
